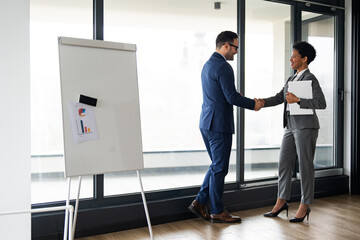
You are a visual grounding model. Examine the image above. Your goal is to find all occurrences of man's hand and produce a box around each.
[254,98,265,111]
[286,92,300,104]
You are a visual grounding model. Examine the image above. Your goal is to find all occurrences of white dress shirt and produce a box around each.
[286,68,308,111]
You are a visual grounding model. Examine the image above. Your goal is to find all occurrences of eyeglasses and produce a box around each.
[228,43,239,50]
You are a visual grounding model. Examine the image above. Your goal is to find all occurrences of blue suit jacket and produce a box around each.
[199,52,255,134]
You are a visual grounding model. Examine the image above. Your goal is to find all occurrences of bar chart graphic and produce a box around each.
[79,119,91,134]
[68,102,98,143]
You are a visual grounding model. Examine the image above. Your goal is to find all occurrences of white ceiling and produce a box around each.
[30,0,322,28]
[30,0,296,21]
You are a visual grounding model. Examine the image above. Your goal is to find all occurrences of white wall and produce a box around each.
[344,0,352,179]
[0,0,31,239]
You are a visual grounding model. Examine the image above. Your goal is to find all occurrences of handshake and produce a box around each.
[254,98,265,111]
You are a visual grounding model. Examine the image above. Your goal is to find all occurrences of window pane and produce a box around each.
[244,0,291,180]
[103,0,237,195]
[302,12,335,169]
[30,0,93,203]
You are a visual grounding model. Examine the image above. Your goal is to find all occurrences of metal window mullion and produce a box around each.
[93,0,104,41]
[334,11,344,169]
[236,0,245,184]
[93,0,104,200]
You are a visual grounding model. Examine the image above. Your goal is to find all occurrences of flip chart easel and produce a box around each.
[58,36,153,240]
[62,173,153,240]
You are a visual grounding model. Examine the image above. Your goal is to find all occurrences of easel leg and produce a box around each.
[136,170,154,240]
[68,206,74,240]
[64,177,71,240]
[72,176,82,239]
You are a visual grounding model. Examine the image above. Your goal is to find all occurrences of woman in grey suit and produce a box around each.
[261,41,326,222]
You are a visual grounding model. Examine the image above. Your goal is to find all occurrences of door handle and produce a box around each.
[338,88,344,101]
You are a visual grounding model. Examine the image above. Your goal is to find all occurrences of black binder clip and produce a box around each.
[79,94,97,107]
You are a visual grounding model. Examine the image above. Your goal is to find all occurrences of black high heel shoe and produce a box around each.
[263,202,289,217]
[289,207,311,223]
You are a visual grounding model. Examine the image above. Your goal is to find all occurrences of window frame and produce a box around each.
[237,0,345,184]
[30,0,346,207]
[31,0,347,238]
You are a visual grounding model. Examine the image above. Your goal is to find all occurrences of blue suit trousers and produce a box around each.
[196,128,232,214]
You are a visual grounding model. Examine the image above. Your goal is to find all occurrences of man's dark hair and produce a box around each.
[293,41,316,64]
[216,31,238,49]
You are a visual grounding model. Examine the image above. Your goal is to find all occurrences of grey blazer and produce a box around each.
[263,69,326,129]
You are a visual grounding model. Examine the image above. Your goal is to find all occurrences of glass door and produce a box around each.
[301,12,335,169]
[243,0,291,181]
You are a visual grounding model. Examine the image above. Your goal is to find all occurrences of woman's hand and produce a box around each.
[286,92,300,104]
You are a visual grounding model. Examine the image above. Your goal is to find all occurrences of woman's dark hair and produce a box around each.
[293,41,316,64]
[216,31,238,49]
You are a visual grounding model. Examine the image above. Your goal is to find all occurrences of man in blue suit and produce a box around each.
[188,31,263,223]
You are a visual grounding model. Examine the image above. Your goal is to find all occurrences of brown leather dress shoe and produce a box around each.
[210,210,242,223]
[188,200,209,220]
